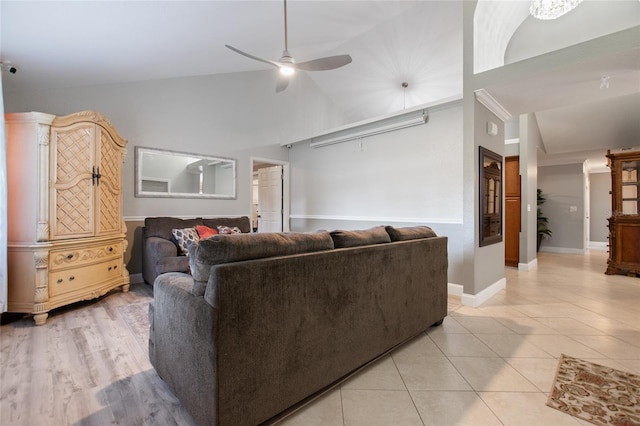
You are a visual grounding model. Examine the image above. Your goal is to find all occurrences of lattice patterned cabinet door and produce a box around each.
[50,122,95,240]
[96,127,124,236]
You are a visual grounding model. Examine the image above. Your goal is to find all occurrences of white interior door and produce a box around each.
[257,165,283,233]
[585,175,590,249]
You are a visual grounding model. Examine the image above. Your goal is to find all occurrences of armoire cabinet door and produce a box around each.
[50,122,96,240]
[95,127,124,236]
[6,110,129,325]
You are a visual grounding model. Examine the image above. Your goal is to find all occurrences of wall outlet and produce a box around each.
[570,206,578,213]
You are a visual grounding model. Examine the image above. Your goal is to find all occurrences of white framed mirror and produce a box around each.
[135,146,236,199]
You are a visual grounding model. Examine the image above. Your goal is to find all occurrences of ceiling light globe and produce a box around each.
[530,0,583,20]
[280,66,295,76]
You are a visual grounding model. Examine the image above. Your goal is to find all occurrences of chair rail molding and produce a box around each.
[289,214,463,225]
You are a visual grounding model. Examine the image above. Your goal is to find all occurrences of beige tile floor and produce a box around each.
[276,251,640,426]
[2,250,638,425]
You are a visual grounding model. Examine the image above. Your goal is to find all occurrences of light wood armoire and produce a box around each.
[6,111,130,325]
[606,149,640,277]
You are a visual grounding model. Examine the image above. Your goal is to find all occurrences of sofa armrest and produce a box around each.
[143,236,179,285]
[155,256,190,278]
[149,272,218,426]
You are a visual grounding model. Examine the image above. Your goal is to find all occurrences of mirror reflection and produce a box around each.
[135,146,236,199]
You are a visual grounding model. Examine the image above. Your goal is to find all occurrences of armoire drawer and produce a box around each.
[49,259,124,297]
[50,242,122,271]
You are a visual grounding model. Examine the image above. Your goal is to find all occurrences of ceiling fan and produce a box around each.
[225,0,352,93]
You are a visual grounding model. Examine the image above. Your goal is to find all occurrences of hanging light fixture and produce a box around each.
[530,0,583,20]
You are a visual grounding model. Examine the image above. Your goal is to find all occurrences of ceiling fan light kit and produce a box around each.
[530,0,584,20]
[278,52,295,75]
[225,0,351,92]
[280,67,295,76]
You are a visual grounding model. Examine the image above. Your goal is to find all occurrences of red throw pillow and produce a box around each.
[196,225,218,239]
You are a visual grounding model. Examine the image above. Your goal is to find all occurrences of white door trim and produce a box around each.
[250,157,290,232]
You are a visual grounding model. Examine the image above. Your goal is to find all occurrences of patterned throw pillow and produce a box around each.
[196,225,218,239]
[217,226,242,235]
[172,227,200,255]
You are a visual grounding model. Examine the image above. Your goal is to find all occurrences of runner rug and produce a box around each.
[546,354,640,426]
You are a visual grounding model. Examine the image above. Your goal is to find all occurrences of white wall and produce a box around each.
[538,163,587,253]
[519,113,540,265]
[470,99,505,295]
[0,71,7,312]
[4,70,348,219]
[289,101,465,284]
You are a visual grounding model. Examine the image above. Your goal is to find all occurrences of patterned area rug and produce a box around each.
[118,301,151,358]
[547,354,640,426]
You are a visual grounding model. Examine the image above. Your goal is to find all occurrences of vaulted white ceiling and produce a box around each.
[1,0,462,122]
[1,0,639,172]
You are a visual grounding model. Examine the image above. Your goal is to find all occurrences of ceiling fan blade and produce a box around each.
[225,44,281,69]
[276,74,290,93]
[296,54,353,71]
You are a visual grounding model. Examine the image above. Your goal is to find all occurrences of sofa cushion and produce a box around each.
[330,226,391,248]
[145,217,203,241]
[202,216,251,233]
[188,231,335,296]
[385,225,437,241]
[196,225,218,239]
[172,227,200,255]
[217,226,242,235]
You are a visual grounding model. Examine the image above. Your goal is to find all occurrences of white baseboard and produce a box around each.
[461,278,506,308]
[588,241,608,252]
[539,246,587,255]
[518,258,538,271]
[448,283,463,296]
[129,273,144,285]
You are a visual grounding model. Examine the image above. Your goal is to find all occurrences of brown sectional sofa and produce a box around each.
[149,225,448,426]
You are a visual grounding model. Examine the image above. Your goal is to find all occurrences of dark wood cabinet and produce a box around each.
[479,147,503,247]
[606,150,640,277]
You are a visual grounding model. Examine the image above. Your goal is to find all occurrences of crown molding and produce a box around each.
[474,89,512,122]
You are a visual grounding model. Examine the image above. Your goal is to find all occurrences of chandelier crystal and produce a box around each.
[530,0,584,20]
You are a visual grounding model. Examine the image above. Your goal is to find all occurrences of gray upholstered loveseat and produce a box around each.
[149,225,448,426]
[141,216,252,285]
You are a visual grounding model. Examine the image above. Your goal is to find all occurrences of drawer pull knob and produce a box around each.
[67,254,74,260]
[57,278,63,284]
[109,247,114,252]
[69,276,75,281]
[114,265,118,269]
[108,267,112,271]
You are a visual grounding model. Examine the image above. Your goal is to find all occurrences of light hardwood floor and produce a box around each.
[0,282,196,425]
[1,251,639,425]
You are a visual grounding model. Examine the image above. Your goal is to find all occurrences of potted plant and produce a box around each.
[537,189,552,251]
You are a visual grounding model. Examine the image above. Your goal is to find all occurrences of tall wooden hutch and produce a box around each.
[606,149,640,277]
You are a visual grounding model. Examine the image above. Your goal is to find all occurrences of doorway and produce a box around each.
[504,156,520,267]
[251,158,290,233]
